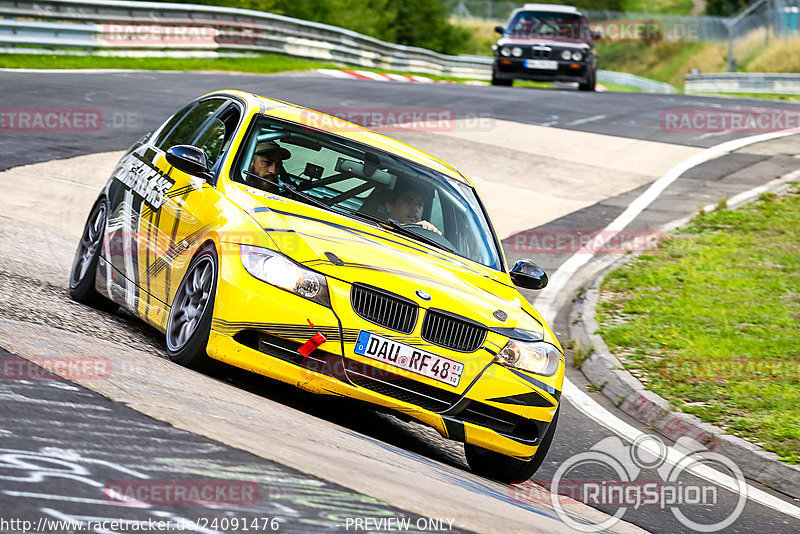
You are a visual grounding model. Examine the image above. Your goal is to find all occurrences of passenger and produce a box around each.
[383,181,441,235]
[247,140,291,193]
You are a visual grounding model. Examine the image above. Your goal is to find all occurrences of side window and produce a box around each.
[157,98,227,152]
[152,103,194,148]
[193,105,240,170]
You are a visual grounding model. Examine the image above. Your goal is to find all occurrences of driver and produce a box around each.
[247,140,291,193]
[383,181,441,235]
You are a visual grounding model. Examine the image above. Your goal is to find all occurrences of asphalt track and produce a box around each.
[1,70,799,534]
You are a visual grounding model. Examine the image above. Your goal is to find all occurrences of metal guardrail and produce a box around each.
[0,18,96,48]
[598,70,676,94]
[0,0,492,78]
[685,72,800,94]
[0,0,682,93]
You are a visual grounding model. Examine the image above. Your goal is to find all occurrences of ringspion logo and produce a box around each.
[510,434,747,532]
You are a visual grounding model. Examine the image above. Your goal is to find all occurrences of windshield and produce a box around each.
[234,117,502,270]
[506,11,589,42]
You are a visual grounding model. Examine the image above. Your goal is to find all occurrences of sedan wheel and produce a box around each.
[166,247,218,369]
[69,198,108,304]
[465,406,560,482]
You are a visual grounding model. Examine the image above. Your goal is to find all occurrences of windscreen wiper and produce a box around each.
[243,172,453,254]
[335,205,453,253]
[385,218,454,253]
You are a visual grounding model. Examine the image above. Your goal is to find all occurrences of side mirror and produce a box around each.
[510,260,548,290]
[166,145,211,179]
[494,25,505,35]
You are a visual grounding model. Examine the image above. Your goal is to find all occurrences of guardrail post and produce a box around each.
[726,20,736,72]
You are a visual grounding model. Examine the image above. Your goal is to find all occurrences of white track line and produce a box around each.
[535,127,800,518]
[534,128,800,322]
[564,380,800,520]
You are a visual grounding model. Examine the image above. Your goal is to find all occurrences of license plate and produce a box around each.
[525,59,558,70]
[354,331,464,387]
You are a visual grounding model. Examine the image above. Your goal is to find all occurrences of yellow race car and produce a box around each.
[69,90,564,482]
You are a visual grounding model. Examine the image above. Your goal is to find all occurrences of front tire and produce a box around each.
[579,70,596,91]
[69,198,108,306]
[491,65,513,86]
[491,75,513,87]
[166,245,218,370]
[465,407,560,483]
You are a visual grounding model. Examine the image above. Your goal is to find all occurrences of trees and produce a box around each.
[150,0,471,54]
[705,0,751,16]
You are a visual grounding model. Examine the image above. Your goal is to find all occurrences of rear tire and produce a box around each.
[69,198,110,307]
[166,245,218,370]
[465,407,560,483]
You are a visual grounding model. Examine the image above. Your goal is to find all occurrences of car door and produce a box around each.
[105,97,241,331]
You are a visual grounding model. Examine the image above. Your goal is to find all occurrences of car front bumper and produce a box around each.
[494,58,593,84]
[206,251,563,460]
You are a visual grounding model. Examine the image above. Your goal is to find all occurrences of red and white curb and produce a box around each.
[317,69,607,90]
[317,68,435,83]
[316,69,490,85]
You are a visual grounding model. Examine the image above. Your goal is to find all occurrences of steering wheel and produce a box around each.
[402,223,456,251]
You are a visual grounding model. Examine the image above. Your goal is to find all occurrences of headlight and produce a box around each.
[511,47,522,57]
[495,340,561,376]
[561,50,571,60]
[572,51,583,61]
[500,47,511,57]
[240,245,330,307]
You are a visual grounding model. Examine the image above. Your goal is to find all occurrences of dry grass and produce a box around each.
[747,37,800,72]
[672,42,727,81]
[677,30,772,77]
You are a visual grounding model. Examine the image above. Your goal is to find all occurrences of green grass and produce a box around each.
[0,52,491,83]
[597,187,800,463]
[512,80,643,92]
[598,81,643,92]
[0,53,341,73]
[596,41,704,87]
[620,0,695,15]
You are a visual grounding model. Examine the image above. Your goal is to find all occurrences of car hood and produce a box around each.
[497,37,590,48]
[246,198,544,337]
